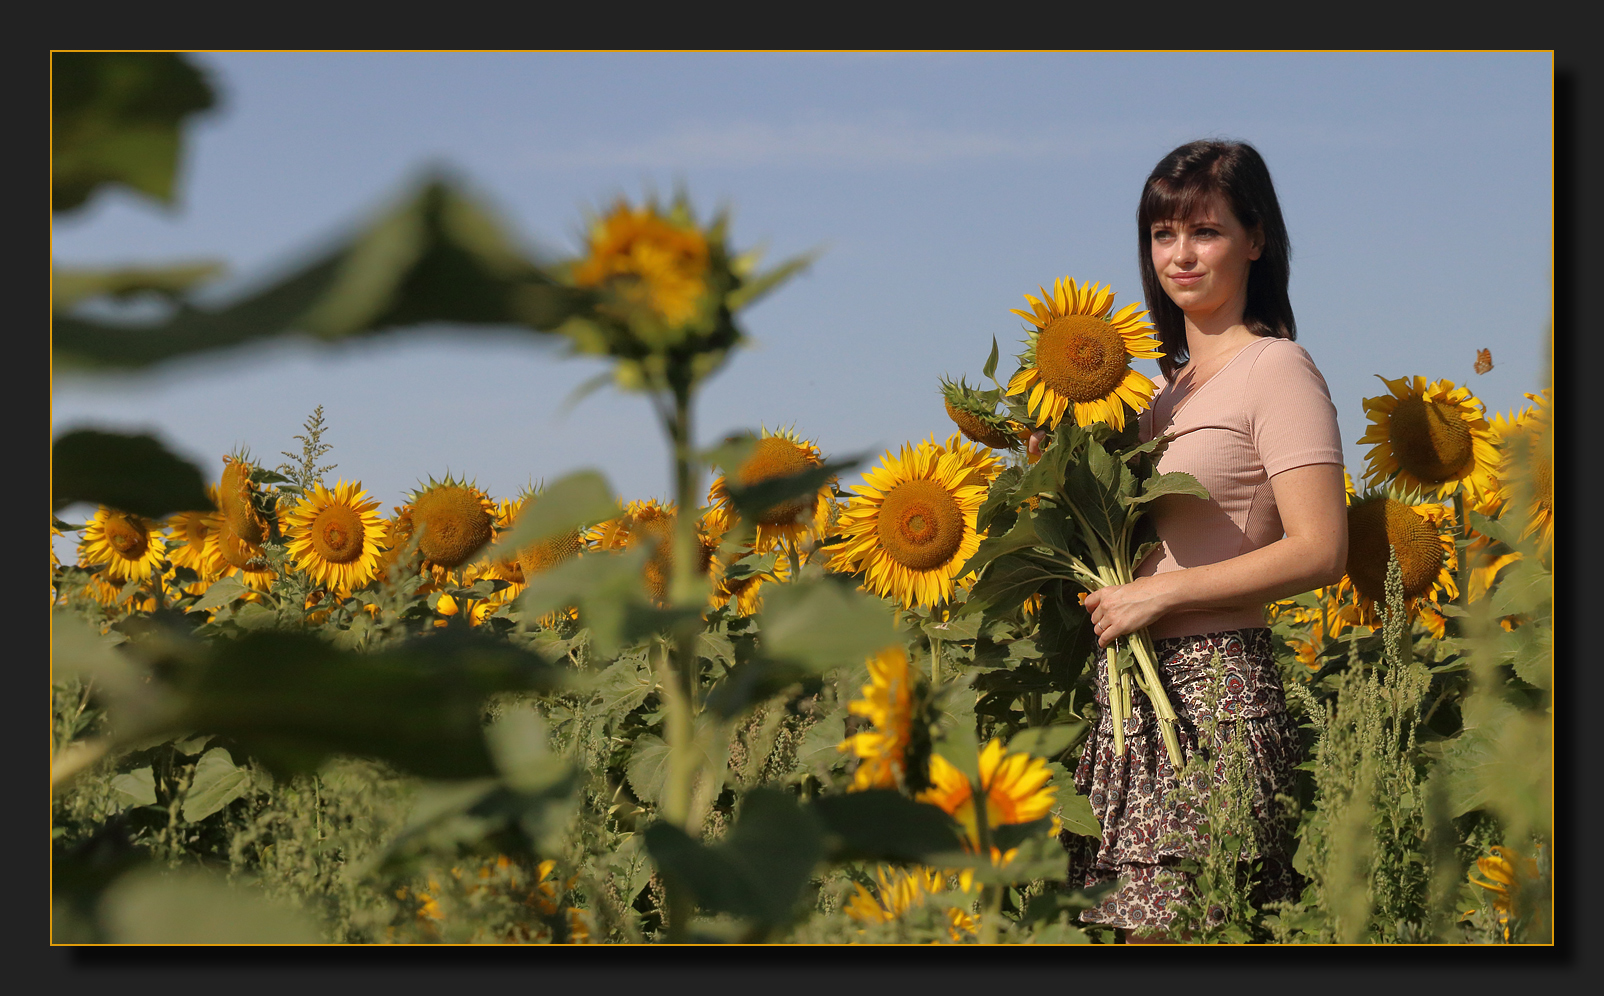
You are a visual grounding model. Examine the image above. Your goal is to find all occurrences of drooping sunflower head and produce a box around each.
[917,739,1056,850]
[1004,277,1162,432]
[570,198,711,328]
[78,507,166,582]
[408,474,496,570]
[706,426,833,553]
[1343,491,1458,617]
[283,481,387,595]
[939,376,1020,450]
[838,645,917,791]
[1358,375,1499,499]
[219,450,269,547]
[828,435,999,610]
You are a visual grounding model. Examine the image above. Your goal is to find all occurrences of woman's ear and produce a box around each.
[1248,227,1264,261]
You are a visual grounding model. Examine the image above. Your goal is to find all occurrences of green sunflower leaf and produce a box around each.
[52,429,213,518]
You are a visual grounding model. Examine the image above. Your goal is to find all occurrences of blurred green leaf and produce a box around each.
[516,547,655,658]
[644,788,826,933]
[97,866,322,943]
[159,629,567,779]
[52,176,581,370]
[190,576,250,612]
[53,262,226,313]
[810,790,963,862]
[180,747,254,822]
[724,250,817,313]
[52,428,213,517]
[723,454,863,527]
[982,335,1001,380]
[484,470,617,563]
[52,52,216,213]
[756,579,899,672]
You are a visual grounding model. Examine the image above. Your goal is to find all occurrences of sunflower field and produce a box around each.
[51,54,1552,945]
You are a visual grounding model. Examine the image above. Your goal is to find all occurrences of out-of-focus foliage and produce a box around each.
[51,54,1551,945]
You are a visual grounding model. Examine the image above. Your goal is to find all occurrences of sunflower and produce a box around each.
[1341,492,1458,628]
[370,506,423,584]
[1004,277,1162,432]
[283,481,387,596]
[838,646,916,791]
[706,426,834,555]
[486,498,528,591]
[78,507,166,583]
[218,452,270,547]
[165,487,227,584]
[917,739,1056,850]
[409,474,496,572]
[843,865,976,942]
[828,433,1000,610]
[707,541,791,617]
[207,516,277,592]
[590,498,716,606]
[1467,845,1543,942]
[1358,375,1499,500]
[939,376,1021,450]
[570,199,710,327]
[1492,390,1552,556]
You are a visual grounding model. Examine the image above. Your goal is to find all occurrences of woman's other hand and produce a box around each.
[1082,576,1176,648]
[1028,428,1048,459]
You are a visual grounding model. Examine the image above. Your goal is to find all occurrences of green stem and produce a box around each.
[930,632,942,688]
[659,381,706,837]
[1105,643,1125,759]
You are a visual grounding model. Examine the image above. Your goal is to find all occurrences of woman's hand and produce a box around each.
[1082,576,1175,648]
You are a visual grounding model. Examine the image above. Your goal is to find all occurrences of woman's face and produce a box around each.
[1149,192,1263,322]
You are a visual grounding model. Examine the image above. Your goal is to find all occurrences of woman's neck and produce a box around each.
[1181,293,1256,373]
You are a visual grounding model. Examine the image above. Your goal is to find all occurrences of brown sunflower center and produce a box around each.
[877,478,965,571]
[1389,396,1473,483]
[1035,314,1130,404]
[518,529,583,578]
[105,514,149,561]
[944,400,1015,449]
[1346,498,1444,603]
[311,504,366,564]
[735,437,818,526]
[413,486,494,568]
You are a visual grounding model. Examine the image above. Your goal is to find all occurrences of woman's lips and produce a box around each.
[1168,272,1203,285]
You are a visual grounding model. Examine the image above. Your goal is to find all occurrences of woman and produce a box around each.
[1062,140,1348,942]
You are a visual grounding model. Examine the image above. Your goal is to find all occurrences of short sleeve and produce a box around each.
[1243,339,1344,478]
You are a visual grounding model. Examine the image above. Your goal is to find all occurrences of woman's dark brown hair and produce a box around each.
[1137,140,1294,379]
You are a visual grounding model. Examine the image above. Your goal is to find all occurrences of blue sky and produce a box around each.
[52,51,1552,531]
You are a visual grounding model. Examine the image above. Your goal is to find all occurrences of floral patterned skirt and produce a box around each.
[1060,628,1304,932]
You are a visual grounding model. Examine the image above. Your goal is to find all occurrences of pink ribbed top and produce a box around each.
[1134,336,1344,640]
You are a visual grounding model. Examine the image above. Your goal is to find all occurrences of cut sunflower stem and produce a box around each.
[1105,643,1125,759]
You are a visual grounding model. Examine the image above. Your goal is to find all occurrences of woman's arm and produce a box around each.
[1082,462,1348,648]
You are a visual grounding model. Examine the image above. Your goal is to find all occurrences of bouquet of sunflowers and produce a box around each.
[950,277,1206,768]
